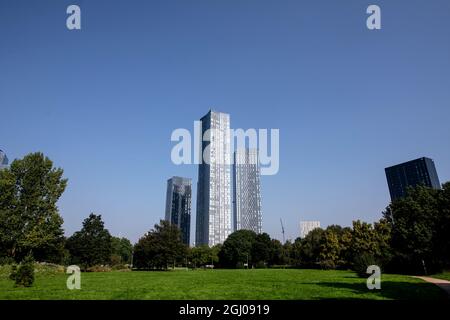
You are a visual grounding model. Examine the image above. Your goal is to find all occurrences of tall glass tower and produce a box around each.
[196,110,232,246]
[0,150,8,170]
[165,176,192,245]
[233,148,262,234]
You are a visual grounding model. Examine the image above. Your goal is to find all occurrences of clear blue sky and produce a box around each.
[1,0,450,244]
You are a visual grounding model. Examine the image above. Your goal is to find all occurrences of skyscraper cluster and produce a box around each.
[165,110,263,246]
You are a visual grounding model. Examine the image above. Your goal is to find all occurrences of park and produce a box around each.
[0,265,449,300]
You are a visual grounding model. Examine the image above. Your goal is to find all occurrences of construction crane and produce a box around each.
[280,218,285,244]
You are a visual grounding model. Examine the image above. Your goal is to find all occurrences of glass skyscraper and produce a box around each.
[165,176,192,245]
[0,150,8,170]
[196,110,232,246]
[385,157,441,201]
[233,148,262,234]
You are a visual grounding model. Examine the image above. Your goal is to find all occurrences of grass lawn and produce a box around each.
[431,272,450,282]
[0,268,446,300]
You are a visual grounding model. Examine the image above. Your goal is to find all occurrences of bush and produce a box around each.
[86,265,112,272]
[353,253,378,278]
[255,261,267,269]
[12,255,35,287]
[319,259,336,270]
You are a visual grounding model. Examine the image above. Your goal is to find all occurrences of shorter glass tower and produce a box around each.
[165,176,192,245]
[233,148,262,234]
[0,150,8,170]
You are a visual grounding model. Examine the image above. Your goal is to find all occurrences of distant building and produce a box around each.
[385,157,441,201]
[196,110,232,247]
[300,221,321,239]
[165,176,192,245]
[233,148,262,234]
[0,150,8,170]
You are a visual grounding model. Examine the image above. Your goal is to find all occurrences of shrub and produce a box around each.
[353,253,378,278]
[13,255,35,287]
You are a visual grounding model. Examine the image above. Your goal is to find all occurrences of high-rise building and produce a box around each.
[196,110,232,246]
[233,148,262,234]
[385,157,441,201]
[300,221,321,239]
[0,150,8,170]
[165,176,192,245]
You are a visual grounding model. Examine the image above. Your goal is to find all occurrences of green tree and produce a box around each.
[0,152,67,262]
[298,228,325,268]
[111,237,133,265]
[66,213,113,269]
[188,245,219,268]
[218,230,257,268]
[133,220,187,270]
[251,233,272,267]
[383,185,441,274]
[318,229,340,269]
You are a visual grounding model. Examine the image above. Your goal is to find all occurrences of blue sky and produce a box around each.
[1,0,450,243]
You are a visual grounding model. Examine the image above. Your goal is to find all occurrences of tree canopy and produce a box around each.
[0,152,67,262]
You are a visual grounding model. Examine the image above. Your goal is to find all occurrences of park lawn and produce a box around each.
[0,269,446,300]
[431,272,450,281]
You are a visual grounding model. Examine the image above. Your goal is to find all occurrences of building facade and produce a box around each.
[300,221,321,239]
[196,110,232,246]
[0,150,8,170]
[233,148,262,234]
[385,157,441,201]
[165,176,192,245]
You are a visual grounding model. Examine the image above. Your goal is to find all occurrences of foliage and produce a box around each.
[383,184,449,274]
[133,220,187,270]
[218,230,256,268]
[0,152,67,263]
[11,254,35,287]
[66,213,113,269]
[188,245,220,268]
[111,237,133,265]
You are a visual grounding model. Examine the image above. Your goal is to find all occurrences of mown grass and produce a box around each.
[0,268,446,300]
[431,272,450,282]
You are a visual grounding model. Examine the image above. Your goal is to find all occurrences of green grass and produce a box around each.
[431,272,450,282]
[0,268,446,300]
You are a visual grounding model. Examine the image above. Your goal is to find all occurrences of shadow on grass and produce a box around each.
[315,281,448,300]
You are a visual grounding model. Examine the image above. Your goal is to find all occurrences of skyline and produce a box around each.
[1,0,450,243]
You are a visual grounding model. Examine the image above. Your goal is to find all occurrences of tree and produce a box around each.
[188,245,219,268]
[251,233,272,267]
[383,185,441,274]
[218,230,257,268]
[111,237,133,265]
[318,229,340,269]
[0,152,67,262]
[298,228,324,268]
[66,213,112,269]
[133,220,187,270]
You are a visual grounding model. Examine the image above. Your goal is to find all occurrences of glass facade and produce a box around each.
[165,176,192,245]
[196,110,232,246]
[385,157,441,201]
[0,150,8,170]
[233,148,262,234]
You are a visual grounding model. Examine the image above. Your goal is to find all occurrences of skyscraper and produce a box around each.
[165,176,192,245]
[300,221,321,238]
[233,148,262,234]
[0,150,8,170]
[385,157,441,201]
[196,110,232,246]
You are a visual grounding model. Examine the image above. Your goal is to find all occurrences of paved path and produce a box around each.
[413,276,450,297]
